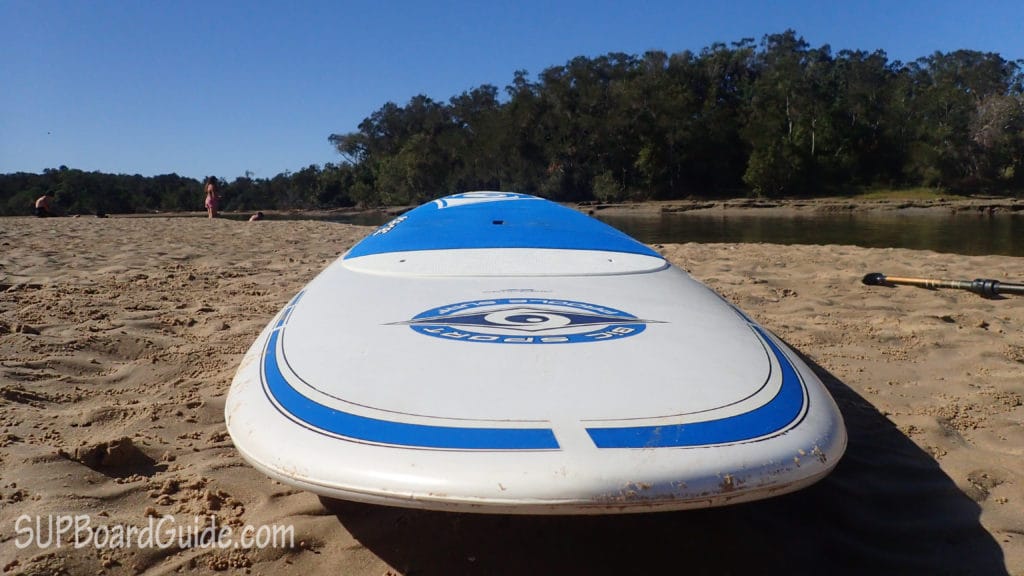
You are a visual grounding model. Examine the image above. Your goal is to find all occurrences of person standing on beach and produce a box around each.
[34,192,55,217]
[204,177,219,218]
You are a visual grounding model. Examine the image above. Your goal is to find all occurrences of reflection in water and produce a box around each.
[595,212,1024,257]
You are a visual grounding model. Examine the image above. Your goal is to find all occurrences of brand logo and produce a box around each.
[393,298,659,344]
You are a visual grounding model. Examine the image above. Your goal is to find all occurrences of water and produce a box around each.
[594,212,1024,257]
[291,208,1022,258]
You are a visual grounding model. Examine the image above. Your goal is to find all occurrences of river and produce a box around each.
[318,209,1022,257]
[592,211,1023,257]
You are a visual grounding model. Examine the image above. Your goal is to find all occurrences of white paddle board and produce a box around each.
[225,191,846,514]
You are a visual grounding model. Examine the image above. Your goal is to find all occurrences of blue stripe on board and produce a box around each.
[585,326,807,448]
[344,193,660,259]
[261,325,561,451]
[260,285,803,450]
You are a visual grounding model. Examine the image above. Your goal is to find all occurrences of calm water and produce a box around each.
[296,209,1023,257]
[594,212,1024,257]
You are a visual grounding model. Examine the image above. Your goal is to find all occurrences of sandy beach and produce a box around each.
[1,213,1022,575]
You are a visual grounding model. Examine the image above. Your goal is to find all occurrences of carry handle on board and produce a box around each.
[862,272,1024,297]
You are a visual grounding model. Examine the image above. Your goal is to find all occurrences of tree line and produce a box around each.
[2,30,1022,215]
[0,165,353,216]
[330,30,1024,204]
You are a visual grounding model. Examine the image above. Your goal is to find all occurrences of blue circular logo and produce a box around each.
[395,298,657,344]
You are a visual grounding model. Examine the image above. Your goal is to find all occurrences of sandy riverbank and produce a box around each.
[1,215,1021,575]
[130,195,1024,222]
[584,196,1024,217]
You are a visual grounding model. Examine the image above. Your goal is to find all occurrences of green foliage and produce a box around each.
[325,31,1022,204]
[3,31,1023,213]
[592,171,625,202]
[0,167,204,216]
[0,165,353,216]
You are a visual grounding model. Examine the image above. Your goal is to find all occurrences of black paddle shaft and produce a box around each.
[862,272,1024,297]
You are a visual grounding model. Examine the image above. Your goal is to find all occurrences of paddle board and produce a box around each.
[225,191,846,514]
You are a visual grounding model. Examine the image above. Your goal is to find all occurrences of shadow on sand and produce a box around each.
[321,355,1007,576]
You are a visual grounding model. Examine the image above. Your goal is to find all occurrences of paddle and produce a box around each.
[862,272,1024,297]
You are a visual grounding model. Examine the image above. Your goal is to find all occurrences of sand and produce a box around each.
[1,214,1022,575]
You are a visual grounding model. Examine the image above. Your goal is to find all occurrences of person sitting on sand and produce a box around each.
[248,211,264,221]
[34,192,55,217]
[204,177,219,218]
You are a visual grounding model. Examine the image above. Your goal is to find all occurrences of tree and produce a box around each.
[500,70,550,193]
[907,51,1019,189]
[446,85,504,190]
[743,31,817,195]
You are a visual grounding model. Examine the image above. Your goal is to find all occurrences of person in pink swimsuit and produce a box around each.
[204,177,219,218]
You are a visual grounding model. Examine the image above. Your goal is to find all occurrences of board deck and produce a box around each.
[225,191,846,514]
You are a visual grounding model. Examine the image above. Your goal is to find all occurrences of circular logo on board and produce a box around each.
[392,298,659,344]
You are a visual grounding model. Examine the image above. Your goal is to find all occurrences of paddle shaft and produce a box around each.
[869,274,1024,296]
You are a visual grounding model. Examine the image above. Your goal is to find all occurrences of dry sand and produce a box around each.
[1,214,1022,575]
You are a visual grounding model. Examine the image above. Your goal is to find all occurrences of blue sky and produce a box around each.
[2,0,1022,181]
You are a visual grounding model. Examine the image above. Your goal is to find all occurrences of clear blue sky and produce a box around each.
[2,0,1022,181]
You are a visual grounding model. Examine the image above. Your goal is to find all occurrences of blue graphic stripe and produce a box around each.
[344,194,660,259]
[585,326,806,448]
[261,321,560,451]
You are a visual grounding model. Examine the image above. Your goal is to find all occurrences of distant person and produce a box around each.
[248,211,264,221]
[204,176,219,218]
[34,192,55,217]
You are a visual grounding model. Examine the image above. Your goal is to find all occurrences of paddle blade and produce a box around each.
[862,272,888,286]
